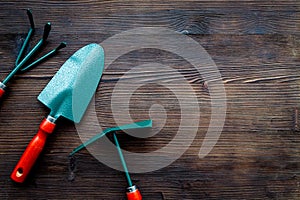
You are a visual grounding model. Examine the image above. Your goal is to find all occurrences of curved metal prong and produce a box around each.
[43,22,51,40]
[27,9,35,29]
[15,9,35,66]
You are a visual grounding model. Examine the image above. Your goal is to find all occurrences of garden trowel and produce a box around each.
[11,43,104,183]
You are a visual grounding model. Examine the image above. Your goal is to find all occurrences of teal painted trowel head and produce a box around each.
[38,43,104,123]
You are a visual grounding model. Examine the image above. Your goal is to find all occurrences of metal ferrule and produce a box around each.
[0,81,6,90]
[46,115,57,123]
[126,185,138,193]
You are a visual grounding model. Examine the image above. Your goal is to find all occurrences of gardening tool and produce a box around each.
[69,120,151,200]
[113,132,142,200]
[0,9,66,100]
[11,43,104,183]
[69,119,152,156]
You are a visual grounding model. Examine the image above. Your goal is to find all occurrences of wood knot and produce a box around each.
[67,155,77,182]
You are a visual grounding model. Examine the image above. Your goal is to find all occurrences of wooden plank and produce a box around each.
[0,1,299,35]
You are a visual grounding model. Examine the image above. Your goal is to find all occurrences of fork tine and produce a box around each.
[15,9,35,66]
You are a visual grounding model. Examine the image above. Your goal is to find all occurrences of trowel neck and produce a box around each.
[46,115,57,124]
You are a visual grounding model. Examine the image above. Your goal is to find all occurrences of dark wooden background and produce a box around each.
[0,1,299,199]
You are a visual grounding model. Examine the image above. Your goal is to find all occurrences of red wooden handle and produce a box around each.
[0,88,5,99]
[11,117,56,183]
[0,81,6,99]
[127,186,142,200]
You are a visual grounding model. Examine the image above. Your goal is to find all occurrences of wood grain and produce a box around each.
[0,1,300,199]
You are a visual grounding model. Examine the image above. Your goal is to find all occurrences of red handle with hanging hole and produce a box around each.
[11,117,56,183]
[127,187,142,200]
